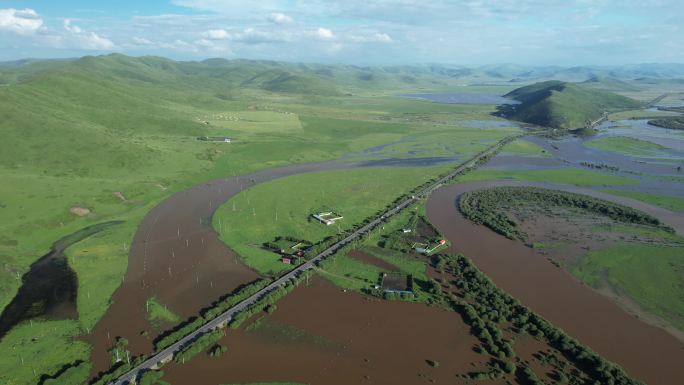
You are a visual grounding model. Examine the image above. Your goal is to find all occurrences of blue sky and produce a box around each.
[1,0,682,65]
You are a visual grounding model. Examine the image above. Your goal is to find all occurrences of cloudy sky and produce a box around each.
[1,0,682,65]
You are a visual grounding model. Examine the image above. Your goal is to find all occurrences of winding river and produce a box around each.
[426,180,684,385]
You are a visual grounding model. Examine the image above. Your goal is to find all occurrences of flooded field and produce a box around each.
[161,277,488,385]
[86,161,368,373]
[399,92,519,105]
[0,221,122,339]
[426,181,684,385]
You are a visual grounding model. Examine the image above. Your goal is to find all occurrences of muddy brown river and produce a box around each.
[426,180,684,385]
[86,161,371,374]
[161,277,485,385]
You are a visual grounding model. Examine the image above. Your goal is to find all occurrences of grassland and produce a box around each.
[146,297,181,326]
[212,167,449,275]
[500,81,641,129]
[0,54,516,384]
[454,167,639,186]
[572,243,684,331]
[608,109,682,120]
[499,138,550,157]
[600,189,684,212]
[585,136,668,156]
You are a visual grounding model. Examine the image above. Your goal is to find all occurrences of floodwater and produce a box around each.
[0,221,122,339]
[603,119,684,153]
[162,277,487,385]
[426,181,684,385]
[526,134,684,176]
[462,120,522,129]
[86,158,459,375]
[399,92,519,105]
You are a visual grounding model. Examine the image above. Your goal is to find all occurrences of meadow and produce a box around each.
[0,54,517,384]
[453,167,639,186]
[212,167,450,275]
[572,243,684,331]
[585,136,669,156]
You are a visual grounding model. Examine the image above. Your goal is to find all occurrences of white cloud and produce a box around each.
[268,12,293,24]
[202,28,228,39]
[63,19,115,50]
[0,8,43,35]
[132,37,154,45]
[314,27,334,40]
[351,32,392,43]
[63,19,82,33]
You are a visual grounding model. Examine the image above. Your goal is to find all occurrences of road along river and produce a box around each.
[103,137,517,384]
[426,180,684,385]
[87,160,364,373]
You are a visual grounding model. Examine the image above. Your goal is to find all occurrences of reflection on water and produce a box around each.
[399,92,519,105]
[0,221,122,339]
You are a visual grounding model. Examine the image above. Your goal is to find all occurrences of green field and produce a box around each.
[572,243,684,331]
[585,136,668,156]
[500,139,550,157]
[3,53,683,385]
[601,189,684,212]
[212,167,449,274]
[0,54,515,384]
[502,81,641,129]
[454,167,639,186]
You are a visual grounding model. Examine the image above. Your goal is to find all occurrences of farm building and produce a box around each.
[412,240,447,255]
[312,211,343,225]
[381,273,413,294]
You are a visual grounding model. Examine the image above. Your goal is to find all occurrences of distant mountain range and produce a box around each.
[2,54,684,93]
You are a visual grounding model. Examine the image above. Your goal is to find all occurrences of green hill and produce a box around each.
[500,80,641,129]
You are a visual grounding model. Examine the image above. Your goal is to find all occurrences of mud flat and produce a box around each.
[162,277,485,385]
[426,181,684,385]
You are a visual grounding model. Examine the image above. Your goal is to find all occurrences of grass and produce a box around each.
[502,81,641,129]
[572,243,684,331]
[318,254,385,290]
[212,167,449,275]
[608,109,682,120]
[146,297,181,326]
[500,139,550,157]
[454,168,639,187]
[0,319,91,385]
[585,136,668,156]
[362,246,428,281]
[600,189,684,212]
[0,54,517,383]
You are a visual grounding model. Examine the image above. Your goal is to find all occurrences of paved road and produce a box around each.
[110,135,516,385]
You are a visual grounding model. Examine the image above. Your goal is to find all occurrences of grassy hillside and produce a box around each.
[500,80,641,129]
[0,53,518,384]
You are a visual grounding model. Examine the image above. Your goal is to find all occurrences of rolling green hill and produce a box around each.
[500,80,642,129]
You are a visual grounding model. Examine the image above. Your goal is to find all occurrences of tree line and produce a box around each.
[459,186,671,240]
